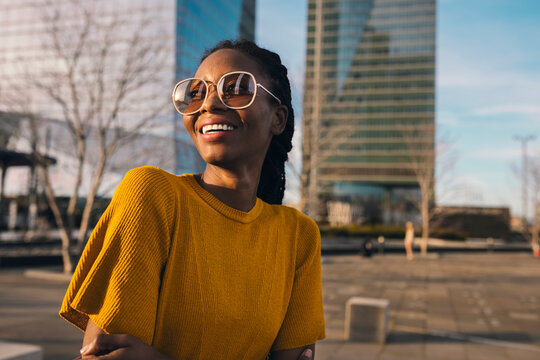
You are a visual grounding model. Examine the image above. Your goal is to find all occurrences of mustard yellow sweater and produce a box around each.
[60,166,325,359]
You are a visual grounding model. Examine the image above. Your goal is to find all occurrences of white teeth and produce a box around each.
[201,124,235,134]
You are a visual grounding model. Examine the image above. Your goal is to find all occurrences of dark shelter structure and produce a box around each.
[1,112,56,227]
[0,149,56,231]
[0,149,56,205]
[430,206,511,240]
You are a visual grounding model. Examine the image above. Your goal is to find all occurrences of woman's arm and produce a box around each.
[82,319,314,360]
[83,318,106,347]
[270,344,315,360]
[79,319,171,360]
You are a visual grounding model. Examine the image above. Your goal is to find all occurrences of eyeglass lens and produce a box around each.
[173,73,256,115]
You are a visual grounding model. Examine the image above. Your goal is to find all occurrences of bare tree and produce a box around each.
[400,123,456,256]
[508,138,540,251]
[1,0,172,272]
[0,83,75,273]
[300,122,358,217]
[528,157,540,251]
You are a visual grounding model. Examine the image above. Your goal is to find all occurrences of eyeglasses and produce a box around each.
[172,71,281,115]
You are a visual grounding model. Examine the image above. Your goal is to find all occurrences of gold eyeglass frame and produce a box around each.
[172,71,281,115]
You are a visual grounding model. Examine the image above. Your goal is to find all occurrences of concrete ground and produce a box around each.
[0,252,539,359]
[0,268,81,359]
[317,252,540,360]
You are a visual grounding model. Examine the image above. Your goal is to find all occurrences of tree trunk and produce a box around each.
[533,173,539,251]
[421,191,429,256]
[532,202,539,251]
[67,139,85,241]
[39,166,73,274]
[77,153,107,252]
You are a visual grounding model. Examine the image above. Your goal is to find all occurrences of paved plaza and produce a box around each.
[317,253,540,360]
[0,252,539,359]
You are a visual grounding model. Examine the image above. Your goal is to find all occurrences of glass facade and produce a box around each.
[0,0,256,179]
[302,0,436,223]
[175,0,255,81]
[0,0,179,195]
[174,0,256,174]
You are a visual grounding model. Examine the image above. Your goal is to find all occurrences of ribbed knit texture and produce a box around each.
[59,166,325,359]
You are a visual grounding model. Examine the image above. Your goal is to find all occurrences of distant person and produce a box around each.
[361,238,373,257]
[377,235,385,255]
[60,40,325,360]
[404,221,415,260]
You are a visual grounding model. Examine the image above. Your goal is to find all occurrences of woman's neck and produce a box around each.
[196,165,261,212]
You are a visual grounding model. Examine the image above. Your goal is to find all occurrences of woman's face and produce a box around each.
[182,49,287,170]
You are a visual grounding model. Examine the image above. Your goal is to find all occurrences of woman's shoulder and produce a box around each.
[117,166,202,204]
[267,204,319,231]
[106,166,178,230]
[123,165,174,182]
[114,166,177,202]
[122,165,194,188]
[268,205,321,267]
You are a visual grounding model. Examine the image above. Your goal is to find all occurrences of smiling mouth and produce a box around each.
[200,124,237,134]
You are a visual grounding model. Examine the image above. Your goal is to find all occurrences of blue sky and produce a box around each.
[256,0,540,218]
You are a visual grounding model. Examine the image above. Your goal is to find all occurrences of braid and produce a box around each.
[201,39,295,205]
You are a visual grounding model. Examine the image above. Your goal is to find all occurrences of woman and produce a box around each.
[404,221,415,260]
[60,40,325,360]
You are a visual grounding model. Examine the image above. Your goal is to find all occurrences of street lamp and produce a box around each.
[514,135,536,237]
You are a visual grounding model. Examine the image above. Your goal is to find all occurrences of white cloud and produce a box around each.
[438,65,540,96]
[473,104,540,116]
[469,146,522,160]
[436,110,463,126]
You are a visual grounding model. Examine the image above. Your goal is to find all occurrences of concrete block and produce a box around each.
[345,297,389,343]
[0,341,43,360]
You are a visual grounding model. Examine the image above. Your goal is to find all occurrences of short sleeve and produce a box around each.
[271,215,326,351]
[59,166,175,345]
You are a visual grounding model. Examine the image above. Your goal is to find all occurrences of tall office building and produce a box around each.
[175,0,255,81]
[174,0,256,173]
[302,0,436,223]
[0,0,255,195]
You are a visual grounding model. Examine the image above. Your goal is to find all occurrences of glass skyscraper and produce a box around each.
[302,0,436,223]
[175,0,255,81]
[0,0,255,194]
[174,0,256,174]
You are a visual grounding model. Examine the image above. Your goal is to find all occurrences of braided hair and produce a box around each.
[201,39,294,205]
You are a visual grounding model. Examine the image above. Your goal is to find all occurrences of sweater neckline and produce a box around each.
[183,174,264,223]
